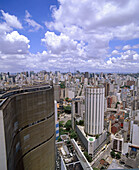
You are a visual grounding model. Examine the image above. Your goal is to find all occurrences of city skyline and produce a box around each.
[0,0,139,73]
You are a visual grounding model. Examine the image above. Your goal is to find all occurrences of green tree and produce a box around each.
[59,121,64,127]
[116,153,121,159]
[65,97,69,101]
[96,134,100,139]
[64,105,71,114]
[84,152,92,162]
[110,151,115,158]
[65,120,72,131]
[76,121,79,125]
[60,82,65,88]
[57,136,62,142]
[115,101,120,108]
[70,130,77,140]
[79,120,84,126]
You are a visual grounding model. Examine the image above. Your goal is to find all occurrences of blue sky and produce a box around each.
[0,0,139,73]
[0,0,59,53]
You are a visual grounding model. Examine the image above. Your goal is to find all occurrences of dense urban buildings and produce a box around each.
[0,71,139,169]
[0,85,55,170]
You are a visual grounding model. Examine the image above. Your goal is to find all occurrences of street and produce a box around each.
[59,113,71,123]
[91,143,112,168]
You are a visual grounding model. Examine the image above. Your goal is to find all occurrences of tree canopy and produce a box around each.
[65,120,72,131]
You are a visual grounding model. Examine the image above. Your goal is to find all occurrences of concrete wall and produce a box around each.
[76,125,107,156]
[0,110,7,170]
[71,139,93,170]
[0,86,55,170]
[61,155,67,170]
[76,125,88,150]
[54,85,60,102]
[132,123,139,146]
[88,131,107,156]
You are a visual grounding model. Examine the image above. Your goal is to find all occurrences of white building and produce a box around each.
[71,96,85,129]
[132,121,139,146]
[85,85,105,135]
[112,133,124,153]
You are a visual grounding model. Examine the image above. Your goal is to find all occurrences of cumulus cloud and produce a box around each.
[0,10,30,56]
[122,45,131,50]
[122,44,139,51]
[0,10,31,72]
[25,10,43,32]
[41,31,87,57]
[132,44,139,49]
[1,0,139,72]
[112,50,119,55]
[1,10,22,29]
[42,0,139,72]
[106,50,139,72]
[0,31,30,55]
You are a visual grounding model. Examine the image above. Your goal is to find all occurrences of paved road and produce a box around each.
[108,159,125,169]
[59,113,71,123]
[92,143,112,168]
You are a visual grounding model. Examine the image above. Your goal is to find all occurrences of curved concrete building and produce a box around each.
[85,85,105,136]
[0,85,55,170]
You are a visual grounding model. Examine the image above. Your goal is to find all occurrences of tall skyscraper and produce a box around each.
[0,85,55,170]
[85,85,105,136]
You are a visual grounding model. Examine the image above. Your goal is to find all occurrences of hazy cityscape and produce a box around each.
[0,0,139,170]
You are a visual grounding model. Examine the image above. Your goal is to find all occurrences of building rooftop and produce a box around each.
[0,85,51,108]
[86,85,104,89]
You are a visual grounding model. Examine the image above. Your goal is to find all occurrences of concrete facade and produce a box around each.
[85,85,105,135]
[0,86,55,170]
[54,85,60,102]
[76,125,107,157]
[132,122,139,146]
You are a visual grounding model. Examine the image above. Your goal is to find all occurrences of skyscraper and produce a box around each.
[0,85,55,170]
[85,85,105,136]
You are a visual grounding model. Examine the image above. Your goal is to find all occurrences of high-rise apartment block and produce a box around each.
[0,85,55,170]
[85,85,105,135]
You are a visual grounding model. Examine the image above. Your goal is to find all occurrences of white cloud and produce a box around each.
[1,10,22,29]
[133,53,139,60]
[0,22,12,34]
[132,44,139,49]
[112,50,119,55]
[25,10,43,32]
[42,0,139,72]
[122,45,131,50]
[41,31,87,56]
[1,0,139,73]
[106,50,139,72]
[0,31,30,55]
[6,31,29,44]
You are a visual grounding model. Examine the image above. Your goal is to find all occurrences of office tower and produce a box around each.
[131,120,139,146]
[0,85,55,170]
[137,77,139,88]
[54,84,60,102]
[85,85,105,135]
[103,82,110,97]
[84,72,89,78]
[71,96,85,129]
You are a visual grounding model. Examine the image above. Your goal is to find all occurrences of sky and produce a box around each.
[0,0,139,73]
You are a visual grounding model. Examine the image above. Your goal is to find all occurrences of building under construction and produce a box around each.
[0,85,55,170]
